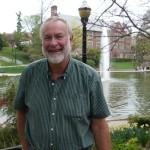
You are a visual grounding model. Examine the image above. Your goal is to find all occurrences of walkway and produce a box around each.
[107,119,128,127]
[0,56,23,65]
[0,73,21,76]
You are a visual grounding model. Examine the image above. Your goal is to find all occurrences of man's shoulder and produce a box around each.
[21,58,47,76]
[28,58,47,67]
[25,58,46,68]
[72,58,99,75]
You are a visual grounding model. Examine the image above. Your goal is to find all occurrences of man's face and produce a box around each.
[42,20,73,64]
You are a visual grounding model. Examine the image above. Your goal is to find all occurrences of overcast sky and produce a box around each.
[0,0,148,33]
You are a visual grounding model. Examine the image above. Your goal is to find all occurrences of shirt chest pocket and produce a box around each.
[62,94,89,117]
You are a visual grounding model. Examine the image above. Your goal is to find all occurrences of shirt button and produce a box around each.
[51,128,54,131]
[53,97,56,101]
[50,143,53,146]
[52,113,55,116]
[52,83,54,85]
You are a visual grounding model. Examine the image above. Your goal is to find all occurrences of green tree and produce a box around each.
[0,34,8,50]
[133,9,150,68]
[23,15,42,60]
[72,23,82,51]
[14,11,23,50]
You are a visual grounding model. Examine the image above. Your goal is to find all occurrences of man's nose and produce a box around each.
[50,37,57,46]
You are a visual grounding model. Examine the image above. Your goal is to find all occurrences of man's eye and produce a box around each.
[57,36,63,39]
[44,37,51,40]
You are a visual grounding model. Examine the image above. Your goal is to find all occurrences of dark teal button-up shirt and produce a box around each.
[13,58,110,150]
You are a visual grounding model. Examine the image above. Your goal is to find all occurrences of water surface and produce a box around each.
[102,71,150,120]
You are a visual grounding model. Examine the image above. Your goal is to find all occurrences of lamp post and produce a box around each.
[78,0,91,63]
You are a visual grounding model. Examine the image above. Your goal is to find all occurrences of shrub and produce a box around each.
[128,115,150,128]
[110,116,150,149]
[87,59,95,67]
[87,48,100,67]
[134,125,150,147]
[112,137,143,150]
[0,127,20,149]
[111,58,132,62]
[110,124,136,148]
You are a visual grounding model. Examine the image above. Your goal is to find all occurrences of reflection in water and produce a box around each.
[102,71,150,120]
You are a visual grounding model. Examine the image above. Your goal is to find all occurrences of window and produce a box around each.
[87,41,93,48]
[96,37,101,42]
[118,44,124,49]
[126,36,130,41]
[87,31,93,36]
[96,42,100,48]
[126,46,130,50]
[88,35,93,41]
[95,32,101,36]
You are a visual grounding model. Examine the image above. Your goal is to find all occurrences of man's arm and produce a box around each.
[16,110,29,150]
[91,118,111,150]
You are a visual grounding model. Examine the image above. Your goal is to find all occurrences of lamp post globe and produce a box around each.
[78,0,91,63]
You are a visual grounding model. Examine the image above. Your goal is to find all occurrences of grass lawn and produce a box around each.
[0,66,26,73]
[111,62,134,70]
[0,60,15,66]
[0,47,29,64]
[0,47,136,73]
[0,62,135,74]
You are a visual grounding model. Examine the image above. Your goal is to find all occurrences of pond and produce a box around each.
[102,71,150,120]
[0,71,150,124]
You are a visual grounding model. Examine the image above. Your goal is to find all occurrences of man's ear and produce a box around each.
[70,35,73,45]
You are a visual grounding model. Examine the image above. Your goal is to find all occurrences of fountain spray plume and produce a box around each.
[100,26,110,80]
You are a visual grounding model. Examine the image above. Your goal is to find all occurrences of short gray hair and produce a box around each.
[39,16,72,40]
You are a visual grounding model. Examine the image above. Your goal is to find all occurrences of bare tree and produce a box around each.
[39,0,55,23]
[89,0,150,68]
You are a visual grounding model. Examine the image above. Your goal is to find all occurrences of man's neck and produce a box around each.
[49,55,70,80]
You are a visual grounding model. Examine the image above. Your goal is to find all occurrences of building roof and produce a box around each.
[58,14,102,32]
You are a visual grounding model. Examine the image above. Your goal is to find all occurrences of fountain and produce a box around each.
[100,26,110,80]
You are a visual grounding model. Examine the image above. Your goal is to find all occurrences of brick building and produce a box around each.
[108,22,134,58]
[50,6,134,59]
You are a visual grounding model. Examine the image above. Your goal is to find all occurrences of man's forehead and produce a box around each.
[44,21,68,33]
[46,20,66,26]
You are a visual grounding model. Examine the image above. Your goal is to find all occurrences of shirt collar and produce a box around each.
[46,57,74,80]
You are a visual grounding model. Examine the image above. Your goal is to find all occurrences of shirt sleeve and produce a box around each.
[13,67,28,111]
[89,72,110,119]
